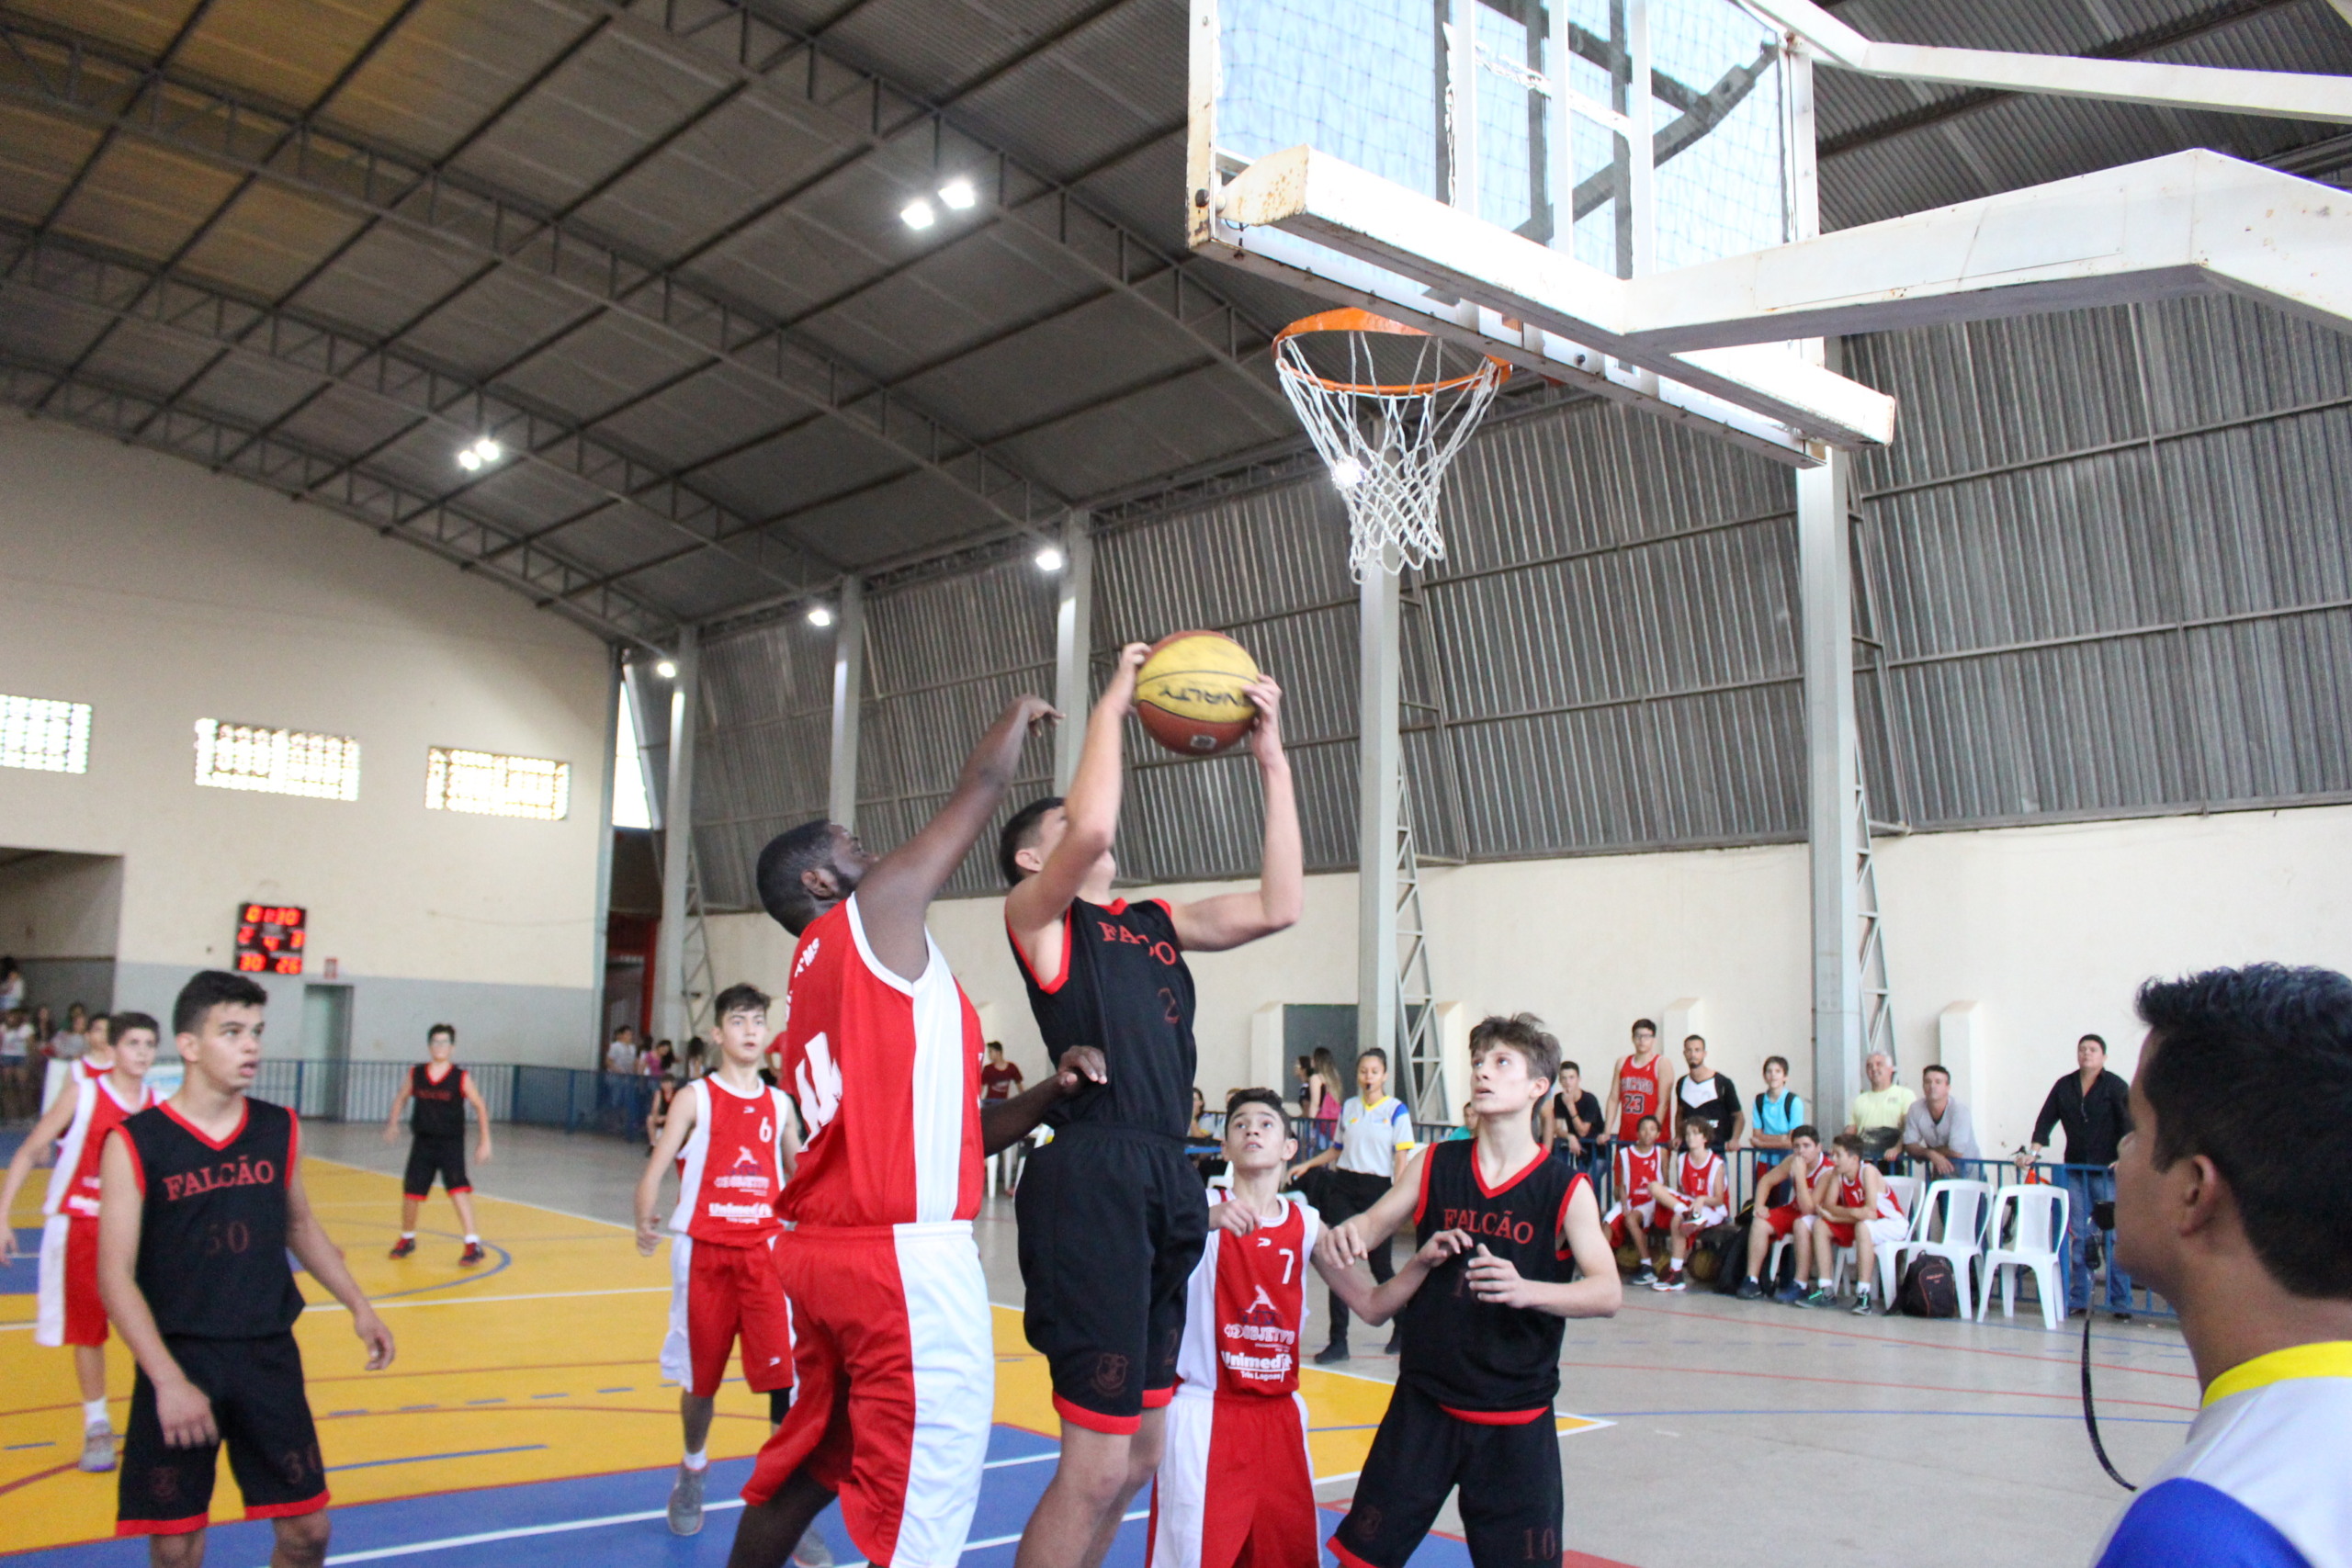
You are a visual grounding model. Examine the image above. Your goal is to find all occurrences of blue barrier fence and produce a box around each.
[252,1061,660,1144]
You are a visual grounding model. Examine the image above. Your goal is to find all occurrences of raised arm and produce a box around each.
[1008,646,1147,956]
[0,1089,82,1264]
[980,1046,1107,1156]
[1169,677,1302,953]
[861,693,1058,977]
[286,1162,394,1370]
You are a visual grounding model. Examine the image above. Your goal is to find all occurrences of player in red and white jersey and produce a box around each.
[0,1013,158,1472]
[1604,1019,1668,1143]
[637,985,805,1542]
[1736,1124,1827,1301]
[1805,1132,1910,1314]
[1650,1116,1730,1292]
[1150,1090,1402,1568]
[1602,1114,1669,1285]
[729,694,1089,1568]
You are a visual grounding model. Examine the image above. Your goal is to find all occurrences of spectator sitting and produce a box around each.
[1651,1116,1729,1292]
[50,1002,88,1060]
[1671,1034,1746,1152]
[2023,1032,2135,1320]
[1748,1055,1808,1153]
[1443,1100,1477,1140]
[1604,1114,1670,1286]
[1844,1051,1916,1164]
[1804,1132,1908,1314]
[1544,1060,1605,1178]
[1736,1124,1826,1300]
[0,955,22,1012]
[1899,1064,1980,1180]
[646,1039,673,1077]
[646,1070,681,1143]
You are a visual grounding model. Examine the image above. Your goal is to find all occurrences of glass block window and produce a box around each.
[1,694,91,773]
[425,747,571,820]
[195,719,361,801]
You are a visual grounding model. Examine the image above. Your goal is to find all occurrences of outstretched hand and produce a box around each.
[1415,1228,1475,1269]
[1242,675,1286,766]
[1051,1045,1108,1097]
[1008,694,1063,736]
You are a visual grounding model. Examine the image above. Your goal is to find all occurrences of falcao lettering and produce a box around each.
[1442,1205,1534,1246]
[1095,922,1179,966]
[162,1156,277,1202]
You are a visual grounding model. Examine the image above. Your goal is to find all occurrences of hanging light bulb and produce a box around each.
[938,177,978,210]
[1330,457,1365,488]
[808,604,835,628]
[655,659,678,679]
[1035,546,1065,572]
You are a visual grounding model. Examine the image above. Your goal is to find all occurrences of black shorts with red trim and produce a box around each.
[119,1332,328,1536]
[1328,1377,1562,1568]
[401,1134,469,1199]
[1015,1123,1206,1432]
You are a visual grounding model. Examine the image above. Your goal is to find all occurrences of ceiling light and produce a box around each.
[458,434,503,472]
[901,200,936,231]
[654,659,678,679]
[473,436,503,463]
[808,604,835,628]
[1330,457,1365,488]
[938,177,978,210]
[457,447,483,472]
[1035,546,1065,572]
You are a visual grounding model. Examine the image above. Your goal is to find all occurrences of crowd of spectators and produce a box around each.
[0,981,108,1120]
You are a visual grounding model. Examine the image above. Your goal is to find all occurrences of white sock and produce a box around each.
[464,1235,480,1244]
[84,1397,109,1429]
[682,1449,708,1472]
[401,1231,416,1240]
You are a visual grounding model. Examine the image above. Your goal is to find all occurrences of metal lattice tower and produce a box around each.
[1854,750,1894,1066]
[681,844,718,1047]
[1394,766,1446,1121]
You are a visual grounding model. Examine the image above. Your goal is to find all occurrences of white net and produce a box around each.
[1273,314,1508,578]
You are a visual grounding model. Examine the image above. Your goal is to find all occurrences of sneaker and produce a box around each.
[1654,1273,1688,1292]
[1633,1262,1657,1285]
[1849,1292,1875,1316]
[1795,1286,1834,1309]
[790,1529,834,1567]
[388,1236,415,1259]
[458,1242,486,1266]
[1735,1278,1764,1301]
[1313,1341,1351,1366]
[1772,1279,1804,1304]
[78,1427,116,1472]
[667,1463,706,1535]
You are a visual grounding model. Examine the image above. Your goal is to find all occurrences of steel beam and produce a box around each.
[589,643,622,1062]
[828,577,865,831]
[0,355,673,645]
[1052,510,1094,791]
[655,626,701,1045]
[1800,453,1861,1135]
[0,16,1069,532]
[0,224,837,596]
[1356,554,1402,1067]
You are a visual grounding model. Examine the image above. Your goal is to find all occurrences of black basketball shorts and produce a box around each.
[119,1332,327,1536]
[402,1134,469,1199]
[1328,1378,1564,1568]
[1014,1124,1207,1432]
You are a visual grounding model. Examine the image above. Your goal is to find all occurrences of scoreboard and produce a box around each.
[235,904,306,976]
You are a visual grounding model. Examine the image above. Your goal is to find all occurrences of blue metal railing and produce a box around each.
[251,1061,660,1144]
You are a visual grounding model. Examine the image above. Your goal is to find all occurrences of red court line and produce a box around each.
[0,1461,75,1500]
[1614,1300,2197,1381]
[1556,1359,2194,1414]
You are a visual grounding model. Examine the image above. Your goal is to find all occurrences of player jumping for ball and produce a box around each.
[727,694,1112,1568]
[998,640,1300,1568]
[382,1023,492,1264]
[1319,1014,1621,1568]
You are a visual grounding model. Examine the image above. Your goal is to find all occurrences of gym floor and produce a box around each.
[4,1125,2193,1567]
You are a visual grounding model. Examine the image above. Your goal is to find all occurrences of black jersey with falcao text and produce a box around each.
[1010,895,1194,1137]
[116,1098,306,1338]
[410,1063,467,1138]
[1397,1138,1588,1416]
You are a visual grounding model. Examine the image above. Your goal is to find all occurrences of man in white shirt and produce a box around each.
[605,1025,640,1075]
[1899,1064,1980,1179]
[2094,964,2352,1568]
[1291,1047,1417,1363]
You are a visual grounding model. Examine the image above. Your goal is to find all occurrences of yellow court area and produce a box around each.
[4,1153,1601,1556]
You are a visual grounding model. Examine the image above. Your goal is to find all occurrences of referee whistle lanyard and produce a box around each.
[2082,1311,2137,1492]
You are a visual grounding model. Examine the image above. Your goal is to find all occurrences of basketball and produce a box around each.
[1134,630,1261,755]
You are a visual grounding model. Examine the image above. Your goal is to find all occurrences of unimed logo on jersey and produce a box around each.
[796,1032,842,1137]
[163,1156,276,1202]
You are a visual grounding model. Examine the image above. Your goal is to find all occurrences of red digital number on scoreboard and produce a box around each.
[234,903,307,977]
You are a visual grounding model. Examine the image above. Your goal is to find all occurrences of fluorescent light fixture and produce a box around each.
[458,434,503,472]
[474,436,503,463]
[808,604,835,628]
[1035,546,1065,572]
[654,659,678,679]
[1330,457,1365,488]
[938,177,978,210]
[901,200,936,231]
[457,447,483,472]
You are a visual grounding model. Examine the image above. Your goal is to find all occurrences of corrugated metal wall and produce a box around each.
[690,296,2352,907]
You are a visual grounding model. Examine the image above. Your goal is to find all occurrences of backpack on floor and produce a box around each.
[1699,1224,1746,1292]
[1897,1254,1962,1318]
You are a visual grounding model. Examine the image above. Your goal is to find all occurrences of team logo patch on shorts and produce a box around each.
[1089,1351,1130,1398]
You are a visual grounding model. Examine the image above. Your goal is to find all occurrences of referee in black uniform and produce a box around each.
[98,970,392,1564]
[998,641,1301,1568]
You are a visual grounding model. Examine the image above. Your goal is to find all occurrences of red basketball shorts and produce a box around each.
[35,1215,106,1348]
[1148,1385,1317,1568]
[745,1222,990,1568]
[662,1233,796,1400]
[1763,1203,1808,1239]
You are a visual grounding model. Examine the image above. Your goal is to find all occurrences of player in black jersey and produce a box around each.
[1318,1014,1620,1568]
[381,1022,492,1263]
[998,640,1301,1568]
[97,970,392,1565]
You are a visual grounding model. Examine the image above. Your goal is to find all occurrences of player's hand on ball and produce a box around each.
[1465,1243,1533,1306]
[355,1308,396,1371]
[157,1376,219,1449]
[1242,676,1286,763]
[1052,1045,1108,1096]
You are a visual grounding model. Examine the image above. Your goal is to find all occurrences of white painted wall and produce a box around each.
[0,422,612,1065]
[705,803,2352,1154]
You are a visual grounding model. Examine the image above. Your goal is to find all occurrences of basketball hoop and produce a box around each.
[1272,309,1510,579]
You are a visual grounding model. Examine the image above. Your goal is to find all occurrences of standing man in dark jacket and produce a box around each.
[2024,1032,2135,1318]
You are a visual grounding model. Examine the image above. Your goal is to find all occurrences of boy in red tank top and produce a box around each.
[1602,1115,1668,1283]
[636,984,808,1547]
[1604,1019,1665,1145]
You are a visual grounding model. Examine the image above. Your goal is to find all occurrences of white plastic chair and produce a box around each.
[1891,1179,1994,1319]
[1978,1184,2071,1330]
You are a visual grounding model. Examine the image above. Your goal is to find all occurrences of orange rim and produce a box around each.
[1272,308,1511,396]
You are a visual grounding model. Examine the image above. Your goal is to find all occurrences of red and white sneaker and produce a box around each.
[458,1242,487,1266]
[388,1236,416,1259]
